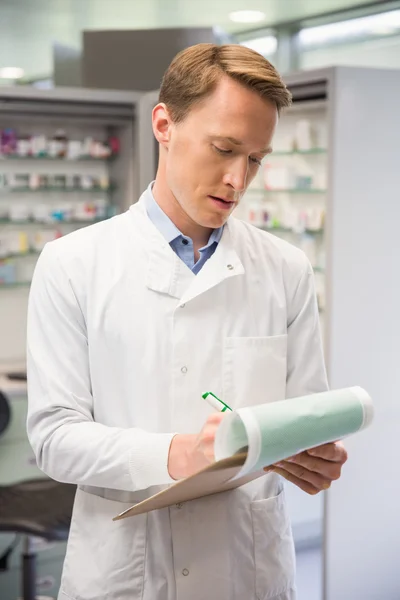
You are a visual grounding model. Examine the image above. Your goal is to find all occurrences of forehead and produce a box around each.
[186,76,278,136]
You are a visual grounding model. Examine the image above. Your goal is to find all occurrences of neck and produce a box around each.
[152,175,213,251]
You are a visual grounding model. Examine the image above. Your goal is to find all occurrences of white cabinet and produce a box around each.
[240,66,400,600]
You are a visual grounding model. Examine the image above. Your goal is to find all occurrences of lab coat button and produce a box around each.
[176,503,183,509]
[227,264,234,270]
[181,366,188,374]
[182,568,189,576]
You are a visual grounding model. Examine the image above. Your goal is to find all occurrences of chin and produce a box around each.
[201,209,232,229]
[201,215,229,229]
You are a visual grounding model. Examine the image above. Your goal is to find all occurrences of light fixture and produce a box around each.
[240,36,278,56]
[0,67,25,80]
[229,10,266,24]
[299,10,400,47]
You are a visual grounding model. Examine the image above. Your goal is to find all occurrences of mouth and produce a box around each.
[208,195,235,210]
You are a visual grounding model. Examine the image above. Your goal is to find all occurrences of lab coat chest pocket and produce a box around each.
[222,335,287,409]
[251,489,296,600]
[60,490,147,600]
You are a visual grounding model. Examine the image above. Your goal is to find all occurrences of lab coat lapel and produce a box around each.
[130,200,243,303]
[179,222,245,305]
[129,200,195,300]
[146,245,195,299]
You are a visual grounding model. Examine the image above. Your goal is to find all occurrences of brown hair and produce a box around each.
[159,43,292,123]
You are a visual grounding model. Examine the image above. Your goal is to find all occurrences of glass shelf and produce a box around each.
[0,217,110,226]
[259,225,324,236]
[0,154,116,162]
[270,148,327,156]
[0,281,31,289]
[247,188,327,195]
[1,186,114,194]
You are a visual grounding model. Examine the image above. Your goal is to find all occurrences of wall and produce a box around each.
[324,65,400,600]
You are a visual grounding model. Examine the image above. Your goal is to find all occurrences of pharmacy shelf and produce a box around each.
[0,217,110,226]
[271,148,327,156]
[0,186,114,194]
[0,155,116,162]
[0,281,31,289]
[247,188,327,194]
[0,250,40,260]
[260,225,324,236]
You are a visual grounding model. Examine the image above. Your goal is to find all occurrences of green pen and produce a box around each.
[202,391,232,412]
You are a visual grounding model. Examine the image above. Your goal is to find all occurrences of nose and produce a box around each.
[222,157,249,192]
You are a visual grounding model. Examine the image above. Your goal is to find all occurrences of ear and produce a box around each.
[152,103,172,148]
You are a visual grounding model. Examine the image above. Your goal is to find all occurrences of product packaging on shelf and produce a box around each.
[8,204,30,222]
[294,120,317,151]
[0,127,120,160]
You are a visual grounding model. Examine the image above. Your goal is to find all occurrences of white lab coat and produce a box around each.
[27,191,328,600]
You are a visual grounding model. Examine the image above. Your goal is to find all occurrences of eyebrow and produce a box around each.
[210,135,272,155]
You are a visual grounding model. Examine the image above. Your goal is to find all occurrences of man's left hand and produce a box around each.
[264,442,348,495]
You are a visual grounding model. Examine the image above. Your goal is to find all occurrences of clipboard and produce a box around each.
[113,451,265,521]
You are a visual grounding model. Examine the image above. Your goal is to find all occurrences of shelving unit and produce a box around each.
[0,155,117,161]
[0,85,158,365]
[0,218,110,225]
[247,187,327,194]
[0,281,31,289]
[0,85,161,600]
[255,66,400,600]
[1,186,115,193]
[259,225,324,236]
[237,98,328,320]
[272,148,327,156]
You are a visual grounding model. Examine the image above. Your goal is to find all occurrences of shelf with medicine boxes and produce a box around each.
[0,250,40,260]
[0,154,117,162]
[0,173,115,193]
[0,218,111,226]
[259,226,324,236]
[270,148,327,156]
[0,129,120,161]
[0,281,31,289]
[247,188,327,194]
[0,216,114,288]
[1,186,114,193]
[0,198,117,224]
[237,105,328,321]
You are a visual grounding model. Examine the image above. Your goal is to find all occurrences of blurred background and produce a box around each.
[0,1,399,599]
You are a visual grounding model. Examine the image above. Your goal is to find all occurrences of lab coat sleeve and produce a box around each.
[27,243,176,492]
[285,258,329,399]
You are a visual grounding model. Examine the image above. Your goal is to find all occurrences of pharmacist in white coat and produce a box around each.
[27,44,347,600]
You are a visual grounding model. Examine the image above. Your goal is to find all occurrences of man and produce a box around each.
[27,44,347,600]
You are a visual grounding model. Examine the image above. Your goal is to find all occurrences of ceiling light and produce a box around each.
[0,67,25,80]
[241,36,278,56]
[229,10,266,24]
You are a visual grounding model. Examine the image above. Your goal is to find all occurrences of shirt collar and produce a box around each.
[144,181,224,249]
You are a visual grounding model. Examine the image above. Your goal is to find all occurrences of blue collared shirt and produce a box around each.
[144,183,224,275]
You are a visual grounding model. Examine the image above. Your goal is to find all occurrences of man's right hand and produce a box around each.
[167,412,225,480]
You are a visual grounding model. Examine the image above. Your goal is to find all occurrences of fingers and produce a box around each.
[262,443,347,495]
[307,441,348,464]
[285,453,342,481]
[207,412,226,423]
[271,466,321,495]
[273,460,332,491]
[199,412,225,462]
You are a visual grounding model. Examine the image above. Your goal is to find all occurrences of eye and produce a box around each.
[213,145,232,155]
[249,156,262,166]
